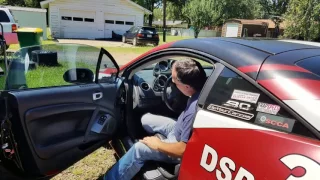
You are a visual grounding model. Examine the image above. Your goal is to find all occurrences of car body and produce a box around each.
[1,38,320,180]
[0,7,18,48]
[122,26,159,46]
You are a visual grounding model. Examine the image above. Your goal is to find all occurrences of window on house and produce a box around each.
[84,18,94,22]
[115,21,124,25]
[73,17,83,21]
[105,20,114,24]
[125,21,134,25]
[61,16,72,21]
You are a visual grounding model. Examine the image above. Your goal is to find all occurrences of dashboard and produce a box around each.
[132,59,213,109]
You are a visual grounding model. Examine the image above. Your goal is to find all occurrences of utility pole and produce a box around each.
[163,0,166,42]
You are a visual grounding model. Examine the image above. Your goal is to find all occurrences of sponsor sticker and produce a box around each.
[207,104,254,121]
[256,102,280,115]
[254,112,295,132]
[231,90,260,104]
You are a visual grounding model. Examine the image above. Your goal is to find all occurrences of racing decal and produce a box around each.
[280,154,320,180]
[256,102,280,115]
[223,100,253,111]
[231,89,260,104]
[254,112,295,132]
[200,144,255,180]
[207,104,254,121]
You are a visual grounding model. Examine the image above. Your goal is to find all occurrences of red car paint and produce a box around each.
[180,129,320,180]
[1,32,18,44]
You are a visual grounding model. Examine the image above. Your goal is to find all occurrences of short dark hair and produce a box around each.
[173,58,207,91]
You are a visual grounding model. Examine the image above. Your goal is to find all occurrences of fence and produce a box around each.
[171,28,221,37]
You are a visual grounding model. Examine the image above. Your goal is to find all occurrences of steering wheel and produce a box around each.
[162,76,189,113]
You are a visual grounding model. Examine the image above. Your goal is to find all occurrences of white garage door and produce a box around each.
[226,23,239,37]
[104,13,135,38]
[60,9,97,39]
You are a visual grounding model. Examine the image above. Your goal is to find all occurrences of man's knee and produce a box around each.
[133,142,150,160]
[141,113,153,129]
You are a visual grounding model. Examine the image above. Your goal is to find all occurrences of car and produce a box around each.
[0,7,19,52]
[1,38,320,180]
[122,26,159,46]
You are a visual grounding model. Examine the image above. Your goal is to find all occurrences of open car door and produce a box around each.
[0,44,125,178]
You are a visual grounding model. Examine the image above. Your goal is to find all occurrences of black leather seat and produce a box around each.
[140,133,180,180]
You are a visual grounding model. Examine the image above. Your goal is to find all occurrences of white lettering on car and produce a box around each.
[200,144,254,180]
[280,154,320,180]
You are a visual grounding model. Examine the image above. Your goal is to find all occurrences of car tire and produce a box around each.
[122,36,126,43]
[133,38,137,46]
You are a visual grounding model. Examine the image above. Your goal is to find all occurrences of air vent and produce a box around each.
[140,82,150,91]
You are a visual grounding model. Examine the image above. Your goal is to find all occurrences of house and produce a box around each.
[40,0,152,39]
[221,19,285,38]
[5,6,47,40]
[152,20,188,29]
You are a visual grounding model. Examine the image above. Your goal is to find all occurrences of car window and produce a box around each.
[140,27,157,34]
[203,67,316,139]
[296,56,320,77]
[0,10,10,22]
[4,44,118,90]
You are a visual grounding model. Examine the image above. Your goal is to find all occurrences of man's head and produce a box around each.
[171,58,207,97]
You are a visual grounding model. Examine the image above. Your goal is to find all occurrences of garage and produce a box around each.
[40,0,151,39]
[60,9,96,39]
[225,23,239,37]
[104,13,136,38]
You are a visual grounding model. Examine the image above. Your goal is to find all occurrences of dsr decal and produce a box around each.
[200,144,254,180]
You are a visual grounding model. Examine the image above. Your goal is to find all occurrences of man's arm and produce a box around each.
[157,141,186,158]
[139,137,187,158]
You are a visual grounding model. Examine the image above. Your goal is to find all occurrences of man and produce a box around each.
[103,58,207,180]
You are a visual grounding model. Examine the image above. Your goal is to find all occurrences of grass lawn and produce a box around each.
[8,35,192,55]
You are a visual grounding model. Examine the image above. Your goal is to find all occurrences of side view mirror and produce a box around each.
[63,68,94,84]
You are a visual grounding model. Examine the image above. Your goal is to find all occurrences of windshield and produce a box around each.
[3,43,118,90]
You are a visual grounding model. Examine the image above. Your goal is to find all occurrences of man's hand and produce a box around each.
[139,136,162,150]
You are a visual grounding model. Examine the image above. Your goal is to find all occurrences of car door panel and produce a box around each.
[180,110,320,180]
[8,80,122,176]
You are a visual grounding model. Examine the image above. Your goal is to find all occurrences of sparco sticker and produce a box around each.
[207,104,254,121]
[254,112,295,132]
[256,102,280,115]
[231,90,260,104]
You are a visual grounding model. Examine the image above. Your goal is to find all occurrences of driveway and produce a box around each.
[57,39,133,47]
[57,39,140,65]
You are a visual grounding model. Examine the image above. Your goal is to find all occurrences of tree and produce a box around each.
[283,0,320,41]
[259,0,290,37]
[132,0,161,26]
[183,0,255,38]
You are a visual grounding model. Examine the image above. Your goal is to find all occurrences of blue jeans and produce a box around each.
[104,113,181,180]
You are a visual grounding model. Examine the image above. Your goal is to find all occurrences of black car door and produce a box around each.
[0,43,125,178]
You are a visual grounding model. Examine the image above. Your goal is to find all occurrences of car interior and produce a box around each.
[114,55,215,180]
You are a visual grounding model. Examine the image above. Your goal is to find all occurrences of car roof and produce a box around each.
[170,37,320,79]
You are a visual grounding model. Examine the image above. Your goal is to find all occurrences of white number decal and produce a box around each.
[281,154,320,180]
[224,100,251,111]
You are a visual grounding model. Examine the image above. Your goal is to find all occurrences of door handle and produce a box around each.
[93,92,103,100]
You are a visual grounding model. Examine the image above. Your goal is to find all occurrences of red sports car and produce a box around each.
[1,38,319,180]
